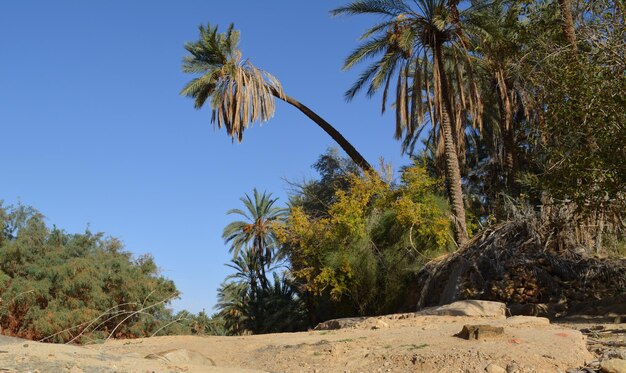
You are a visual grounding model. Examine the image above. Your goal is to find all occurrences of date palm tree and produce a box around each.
[181,23,373,173]
[332,0,483,246]
[467,1,524,188]
[222,189,286,289]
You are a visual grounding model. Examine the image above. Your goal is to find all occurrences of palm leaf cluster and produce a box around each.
[181,23,285,142]
[333,0,483,158]
[222,188,287,265]
[216,265,306,335]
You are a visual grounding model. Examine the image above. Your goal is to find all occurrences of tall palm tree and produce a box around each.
[181,23,373,173]
[332,0,483,246]
[222,189,286,288]
[467,1,525,188]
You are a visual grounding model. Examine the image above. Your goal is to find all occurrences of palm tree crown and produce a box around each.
[222,188,287,266]
[332,0,482,143]
[181,23,285,142]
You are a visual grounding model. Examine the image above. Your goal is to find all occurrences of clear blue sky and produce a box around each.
[0,1,412,314]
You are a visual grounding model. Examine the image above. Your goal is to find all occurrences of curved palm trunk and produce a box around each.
[268,88,374,173]
[558,0,577,50]
[435,45,469,247]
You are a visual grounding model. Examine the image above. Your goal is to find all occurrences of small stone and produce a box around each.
[457,325,505,340]
[372,320,389,330]
[506,363,520,373]
[589,360,601,368]
[601,359,626,373]
[485,363,507,373]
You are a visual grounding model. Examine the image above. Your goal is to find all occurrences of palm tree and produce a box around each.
[181,23,373,173]
[216,247,306,335]
[332,0,483,246]
[222,189,286,288]
[215,280,249,335]
[466,1,524,189]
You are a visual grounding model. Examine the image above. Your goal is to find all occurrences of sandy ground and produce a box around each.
[0,314,596,372]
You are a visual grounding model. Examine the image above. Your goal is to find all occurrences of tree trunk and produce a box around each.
[595,207,605,255]
[269,88,374,173]
[504,125,517,193]
[435,46,469,247]
[558,0,577,50]
[497,82,517,192]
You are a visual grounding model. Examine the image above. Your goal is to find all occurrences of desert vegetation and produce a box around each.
[189,0,625,336]
[1,0,624,342]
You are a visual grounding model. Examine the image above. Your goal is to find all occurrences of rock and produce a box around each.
[314,317,366,330]
[67,366,84,373]
[457,325,505,340]
[371,320,389,330]
[589,360,601,368]
[506,362,521,373]
[601,359,626,373]
[419,300,506,318]
[315,316,391,330]
[145,348,216,366]
[485,363,507,373]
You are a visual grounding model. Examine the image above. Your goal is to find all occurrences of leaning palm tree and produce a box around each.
[181,23,373,173]
[222,188,287,288]
[332,0,483,246]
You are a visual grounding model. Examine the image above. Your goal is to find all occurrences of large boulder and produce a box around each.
[417,300,506,318]
[601,359,626,373]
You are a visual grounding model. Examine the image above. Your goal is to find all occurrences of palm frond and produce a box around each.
[331,0,410,17]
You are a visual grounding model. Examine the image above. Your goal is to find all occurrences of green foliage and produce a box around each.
[288,148,360,219]
[223,188,287,264]
[215,247,307,335]
[280,155,453,318]
[529,52,626,210]
[0,202,187,343]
